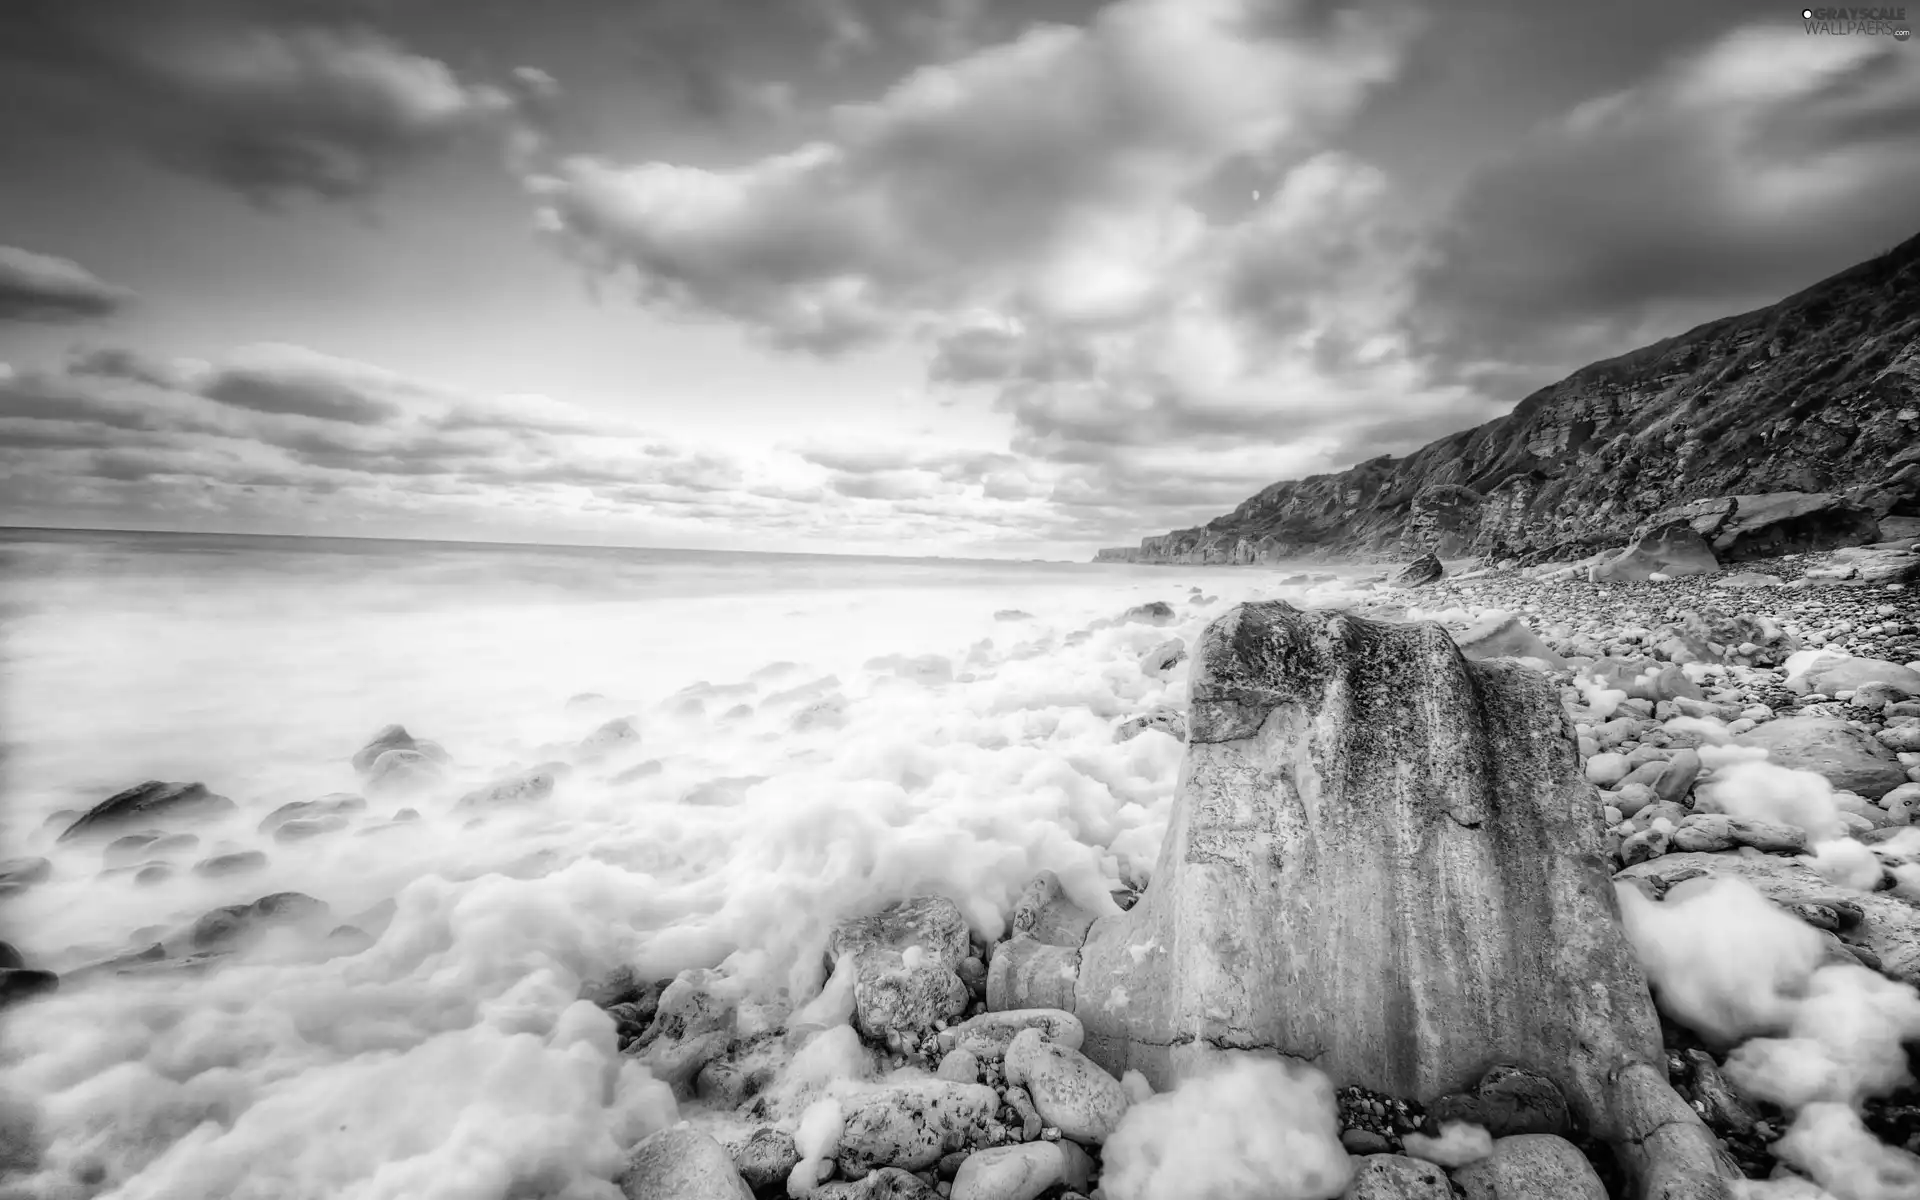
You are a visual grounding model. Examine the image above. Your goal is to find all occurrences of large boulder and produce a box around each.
[1732,716,1908,799]
[619,1126,753,1200]
[1787,653,1920,699]
[351,724,449,774]
[1651,492,1881,563]
[57,781,235,842]
[989,601,1733,1200]
[1592,522,1719,584]
[828,897,971,1041]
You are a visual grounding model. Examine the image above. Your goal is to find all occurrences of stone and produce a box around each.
[364,748,448,795]
[1453,613,1568,670]
[1831,546,1920,585]
[190,892,330,951]
[991,601,1733,1200]
[1003,1028,1130,1146]
[949,1142,1094,1200]
[814,1168,939,1198]
[1881,726,1920,753]
[1393,552,1444,587]
[257,794,365,835]
[937,1048,981,1083]
[1340,1153,1453,1200]
[829,897,972,1040]
[577,716,642,761]
[1452,1134,1607,1200]
[947,1009,1084,1062]
[1586,753,1631,786]
[1677,492,1883,563]
[0,969,59,1008]
[1114,707,1186,743]
[1587,657,1705,703]
[1790,654,1920,698]
[626,968,737,1090]
[619,1125,753,1200]
[1617,853,1920,988]
[1122,602,1175,625]
[1654,751,1702,806]
[836,1080,1000,1174]
[1592,522,1719,584]
[192,850,268,878]
[1426,1065,1573,1140]
[1620,826,1672,865]
[455,765,563,810]
[1732,715,1908,799]
[1139,639,1187,676]
[729,1127,799,1192]
[0,857,50,890]
[351,724,449,774]
[1670,815,1807,855]
[57,781,236,842]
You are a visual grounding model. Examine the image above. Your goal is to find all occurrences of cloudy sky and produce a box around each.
[2,0,1917,558]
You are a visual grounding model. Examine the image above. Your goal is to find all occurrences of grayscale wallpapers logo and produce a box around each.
[1802,6,1911,37]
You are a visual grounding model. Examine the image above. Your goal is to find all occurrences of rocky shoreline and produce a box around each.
[4,546,1920,1200]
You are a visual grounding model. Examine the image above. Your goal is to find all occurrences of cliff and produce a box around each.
[1105,231,1920,565]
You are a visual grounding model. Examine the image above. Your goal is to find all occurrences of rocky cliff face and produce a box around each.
[1106,232,1920,565]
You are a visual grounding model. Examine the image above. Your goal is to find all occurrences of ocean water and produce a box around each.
[0,528,1374,1200]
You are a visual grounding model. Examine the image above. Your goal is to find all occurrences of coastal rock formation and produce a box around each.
[1098,233,1920,564]
[57,781,236,842]
[991,600,1733,1198]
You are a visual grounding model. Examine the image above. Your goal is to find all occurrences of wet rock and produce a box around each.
[1427,1066,1573,1140]
[0,943,20,970]
[1139,639,1187,676]
[57,781,236,842]
[189,892,330,951]
[836,1080,1000,1174]
[274,817,347,842]
[351,725,449,774]
[946,1009,1084,1062]
[618,1125,753,1200]
[626,968,737,1090]
[192,850,268,878]
[1618,852,1920,987]
[258,794,365,835]
[0,969,59,1008]
[0,857,51,890]
[1393,552,1444,587]
[576,716,641,761]
[815,1167,939,1198]
[1586,658,1705,703]
[1122,601,1175,625]
[937,1048,981,1083]
[455,764,563,810]
[1114,706,1186,743]
[1654,750,1702,806]
[949,1141,1094,1200]
[364,748,449,795]
[1451,1133,1607,1200]
[728,1127,799,1191]
[134,864,174,886]
[1789,654,1920,698]
[828,897,971,1040]
[1670,814,1807,855]
[103,832,164,867]
[1003,1028,1129,1146]
[1341,1154,1454,1200]
[1732,715,1907,799]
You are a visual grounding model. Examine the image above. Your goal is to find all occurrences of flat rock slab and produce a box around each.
[1453,1134,1608,1200]
[1732,716,1907,799]
[1616,852,1920,988]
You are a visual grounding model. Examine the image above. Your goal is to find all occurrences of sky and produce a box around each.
[1,0,1917,559]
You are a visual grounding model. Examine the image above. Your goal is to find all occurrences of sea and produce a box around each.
[0,527,1376,1200]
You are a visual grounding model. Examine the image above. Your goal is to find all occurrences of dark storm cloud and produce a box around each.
[1411,27,1920,379]
[0,0,540,203]
[0,246,135,323]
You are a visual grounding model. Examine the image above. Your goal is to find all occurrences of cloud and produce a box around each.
[1,2,547,201]
[1411,23,1920,379]
[0,246,135,323]
[533,0,1410,352]
[196,344,430,424]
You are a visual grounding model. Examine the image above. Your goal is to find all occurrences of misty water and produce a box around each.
[0,528,1372,1199]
